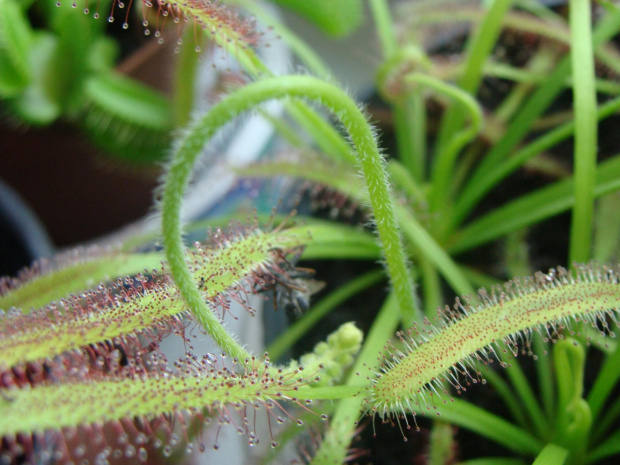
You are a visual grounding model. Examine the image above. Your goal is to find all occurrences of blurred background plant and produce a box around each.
[0,0,365,260]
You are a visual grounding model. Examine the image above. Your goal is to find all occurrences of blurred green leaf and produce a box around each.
[50,0,104,115]
[8,32,63,124]
[81,72,173,162]
[268,0,363,37]
[532,444,568,465]
[87,36,119,72]
[0,0,32,96]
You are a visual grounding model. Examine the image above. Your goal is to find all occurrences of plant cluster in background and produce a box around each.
[2,1,620,465]
[0,0,362,162]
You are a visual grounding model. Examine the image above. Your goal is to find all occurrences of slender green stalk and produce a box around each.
[594,191,620,262]
[227,0,331,78]
[388,159,426,203]
[413,397,544,455]
[434,0,513,153]
[533,333,554,420]
[450,155,620,254]
[497,347,549,438]
[286,102,356,163]
[453,96,620,226]
[587,339,620,420]
[568,0,597,264]
[162,76,419,358]
[591,389,620,443]
[294,384,367,401]
[459,58,571,210]
[295,223,381,260]
[395,203,475,298]
[428,421,456,465]
[405,92,428,181]
[479,62,620,95]
[404,73,483,213]
[369,0,429,181]
[477,365,530,429]
[420,256,442,317]
[587,429,620,464]
[368,0,398,57]
[311,294,401,465]
[411,6,620,74]
[552,339,591,460]
[489,47,558,125]
[0,252,162,313]
[392,94,427,181]
[516,0,565,22]
[173,27,203,126]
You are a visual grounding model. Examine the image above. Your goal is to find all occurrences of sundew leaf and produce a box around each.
[0,359,304,435]
[0,351,313,464]
[0,222,307,368]
[132,0,264,74]
[0,248,162,313]
[0,220,339,463]
[368,263,620,421]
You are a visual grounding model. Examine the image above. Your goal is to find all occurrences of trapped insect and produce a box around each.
[273,267,325,317]
[258,249,325,317]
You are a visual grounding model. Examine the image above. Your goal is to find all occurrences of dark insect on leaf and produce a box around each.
[258,249,325,318]
[274,267,325,318]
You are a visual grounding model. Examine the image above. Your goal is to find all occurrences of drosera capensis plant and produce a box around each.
[3,0,620,464]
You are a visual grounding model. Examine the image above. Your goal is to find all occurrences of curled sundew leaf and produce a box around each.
[0,221,306,368]
[367,263,620,422]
